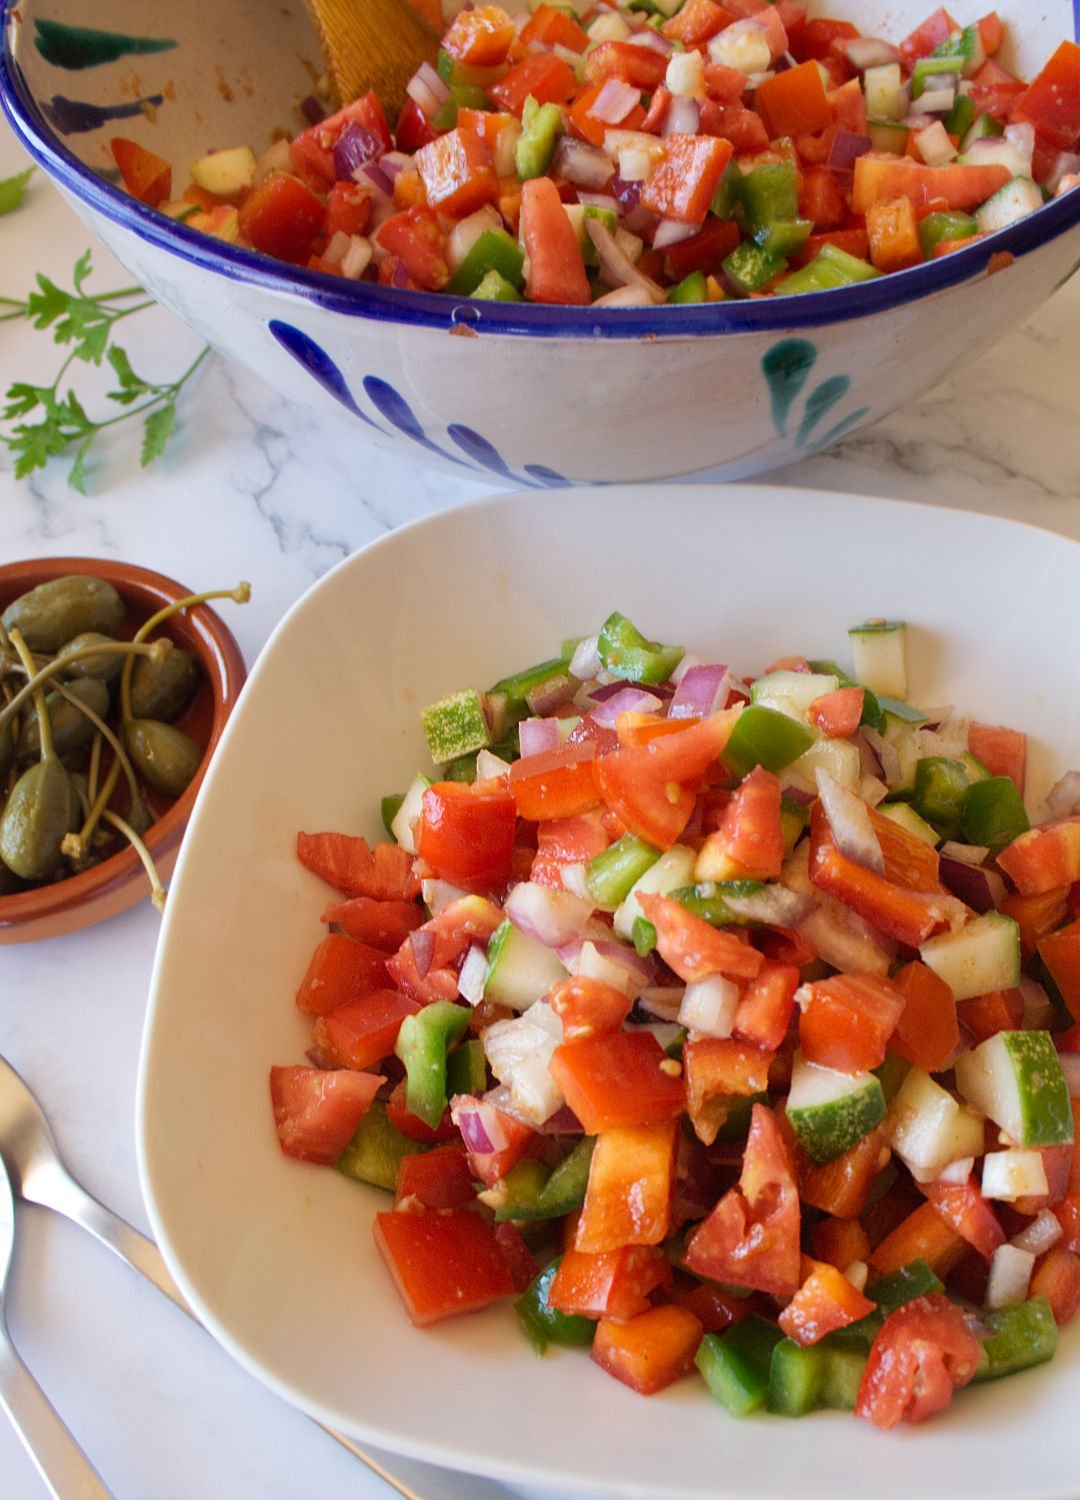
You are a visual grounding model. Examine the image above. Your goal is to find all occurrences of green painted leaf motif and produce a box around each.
[762,338,817,437]
[806,407,871,454]
[796,374,852,448]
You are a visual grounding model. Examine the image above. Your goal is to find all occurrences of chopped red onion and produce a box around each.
[1048,151,1080,193]
[1058,1051,1080,1099]
[780,783,816,806]
[525,674,575,716]
[553,135,615,190]
[557,937,656,995]
[721,883,815,926]
[484,1084,583,1137]
[653,216,698,250]
[817,771,885,874]
[452,1098,498,1155]
[636,986,686,1023]
[568,634,601,681]
[1011,1209,1064,1256]
[827,131,873,172]
[518,716,561,758]
[335,123,383,181]
[861,726,901,786]
[626,28,672,54]
[938,856,1004,914]
[410,926,436,979]
[406,60,451,121]
[380,151,410,181]
[841,37,901,70]
[360,161,394,201]
[1044,770,1080,820]
[592,77,644,125]
[939,841,991,867]
[663,96,701,137]
[589,686,663,726]
[679,974,740,1038]
[611,171,643,214]
[576,191,621,212]
[300,93,325,126]
[421,877,469,913]
[670,664,729,720]
[505,881,596,948]
[587,217,666,301]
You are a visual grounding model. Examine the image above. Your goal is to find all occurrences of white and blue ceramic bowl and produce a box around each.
[3,0,1079,486]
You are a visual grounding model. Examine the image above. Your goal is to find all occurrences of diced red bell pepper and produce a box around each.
[684,1104,802,1296]
[591,1305,704,1394]
[508,741,602,820]
[811,1215,871,1271]
[548,1243,671,1321]
[792,18,859,62]
[320,895,422,951]
[375,205,450,291]
[799,1126,889,1220]
[999,816,1080,896]
[640,133,735,225]
[575,1119,679,1252]
[549,976,633,1042]
[584,40,669,92]
[867,195,923,272]
[662,216,743,280]
[695,765,784,881]
[531,809,612,888]
[1031,1245,1080,1325]
[1011,40,1080,150]
[373,1208,514,1326]
[701,99,772,153]
[568,80,647,146]
[414,127,498,218]
[238,173,327,265]
[394,1141,476,1210]
[756,60,832,139]
[295,932,390,1014]
[856,1294,980,1430]
[297,830,416,900]
[871,804,944,894]
[955,987,1024,1041]
[1039,917,1080,1021]
[639,893,764,984]
[870,1201,967,1279]
[549,1030,685,1133]
[441,3,517,66]
[110,138,172,208]
[323,181,374,241]
[779,1259,876,1345]
[798,972,905,1074]
[395,98,437,154]
[488,53,578,116]
[520,3,589,52]
[853,155,1012,213]
[386,1078,458,1143]
[269,1064,383,1164]
[890,960,959,1071]
[683,1036,773,1146]
[417,779,517,892]
[919,1176,1005,1261]
[735,960,799,1052]
[662,0,733,44]
[310,988,421,1070]
[968,722,1026,794]
[519,176,592,306]
[898,8,958,67]
[789,225,871,268]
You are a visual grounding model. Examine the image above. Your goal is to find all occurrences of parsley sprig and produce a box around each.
[0,250,211,492]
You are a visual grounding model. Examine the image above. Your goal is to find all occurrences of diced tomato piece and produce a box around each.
[661,0,732,44]
[891,960,959,1072]
[548,1243,671,1321]
[683,1036,773,1146]
[695,765,784,882]
[1012,41,1080,150]
[295,932,390,1014]
[998,816,1080,897]
[956,987,1025,1041]
[792,18,859,62]
[779,1259,876,1345]
[441,3,516,66]
[1031,1245,1080,1325]
[920,1176,1005,1260]
[320,895,422,951]
[492,1222,539,1293]
[297,830,415,900]
[807,686,864,738]
[799,1126,889,1220]
[488,52,578,116]
[311,988,421,1070]
[373,1208,514,1326]
[508,741,602,821]
[856,1294,980,1430]
[871,1201,967,1279]
[735,960,799,1052]
[549,1031,685,1133]
[640,133,734,225]
[385,1078,457,1143]
[110,137,172,208]
[417,780,517,892]
[899,8,958,66]
[450,1093,534,1186]
[395,97,437,153]
[853,154,1012,213]
[1012,1142,1074,1215]
[575,1119,679,1253]
[662,216,743,280]
[639,893,764,984]
[798,972,905,1073]
[290,92,394,193]
[520,3,589,52]
[592,1305,704,1394]
[756,60,832,139]
[375,205,450,291]
[811,1215,871,1271]
[238,172,326,265]
[789,225,870,268]
[269,1065,382,1164]
[700,98,773,153]
[394,1141,476,1209]
[323,181,373,241]
[584,39,669,92]
[414,127,498,218]
[531,809,612,888]
[684,1104,802,1296]
[549,976,633,1041]
[967,723,1026,793]
[595,748,697,848]
[519,175,592,306]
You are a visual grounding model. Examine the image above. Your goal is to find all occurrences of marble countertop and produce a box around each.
[1,110,1079,1500]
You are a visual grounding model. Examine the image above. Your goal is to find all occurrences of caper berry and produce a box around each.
[125,719,202,797]
[0,755,80,882]
[55,632,124,684]
[2,575,125,653]
[17,678,110,762]
[130,646,198,722]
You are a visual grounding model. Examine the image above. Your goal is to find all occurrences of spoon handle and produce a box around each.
[0,1317,113,1499]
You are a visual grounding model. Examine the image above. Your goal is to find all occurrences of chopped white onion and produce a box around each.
[981,1149,1049,1203]
[844,1260,870,1292]
[457,944,489,1006]
[985,1243,1035,1310]
[586,217,666,302]
[518,716,561,758]
[591,77,643,126]
[816,769,885,874]
[504,880,596,948]
[637,985,687,1023]
[405,60,451,120]
[1011,1209,1064,1257]
[1043,770,1080,821]
[678,973,741,1038]
[446,203,502,274]
[482,1002,565,1125]
[475,748,511,781]
[935,1156,975,1185]
[569,634,601,681]
[421,878,469,915]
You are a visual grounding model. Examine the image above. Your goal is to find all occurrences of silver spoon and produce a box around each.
[0,1147,113,1498]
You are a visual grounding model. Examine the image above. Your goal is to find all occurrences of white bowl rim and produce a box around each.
[3,0,1080,339]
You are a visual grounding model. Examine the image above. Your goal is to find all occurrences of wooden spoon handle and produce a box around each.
[302,0,440,118]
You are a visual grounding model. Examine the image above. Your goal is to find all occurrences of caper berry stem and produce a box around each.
[7,628,54,762]
[50,680,149,860]
[101,807,166,913]
[0,637,170,734]
[119,583,250,726]
[87,730,102,805]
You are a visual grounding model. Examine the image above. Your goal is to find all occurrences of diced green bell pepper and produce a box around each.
[671,879,765,927]
[723,240,788,295]
[597,611,684,684]
[445,1037,488,1097]
[911,53,966,99]
[631,915,657,956]
[971,1296,1058,1382]
[911,755,969,840]
[472,269,522,302]
[867,1258,944,1313]
[394,1000,471,1129]
[961,775,1030,849]
[723,704,816,776]
[335,1100,427,1191]
[737,160,813,258]
[944,92,977,140]
[919,209,978,258]
[493,1136,595,1221]
[696,1315,785,1417]
[381,793,405,837]
[768,1338,825,1416]
[431,81,491,131]
[515,1258,597,1355]
[586,834,662,907]
[517,95,565,181]
[446,227,526,296]
[489,653,571,715]
[667,270,708,303]
[819,1336,869,1410]
[710,158,744,220]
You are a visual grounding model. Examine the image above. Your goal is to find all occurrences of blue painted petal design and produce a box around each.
[523,464,571,487]
[268,320,381,430]
[363,377,466,466]
[762,338,817,437]
[796,375,852,448]
[39,93,164,135]
[446,424,515,478]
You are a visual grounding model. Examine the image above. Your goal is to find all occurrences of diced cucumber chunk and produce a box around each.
[877,802,940,847]
[750,669,839,722]
[484,919,567,1011]
[848,620,907,699]
[190,145,256,196]
[919,910,1020,1001]
[864,64,905,122]
[390,772,431,854]
[971,1296,1059,1382]
[787,1052,886,1166]
[955,1029,1074,1148]
[614,844,697,939]
[976,176,1044,234]
[421,687,491,764]
[784,735,862,796]
[884,1067,985,1181]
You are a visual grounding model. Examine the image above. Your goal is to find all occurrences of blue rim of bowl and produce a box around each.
[3,0,1080,341]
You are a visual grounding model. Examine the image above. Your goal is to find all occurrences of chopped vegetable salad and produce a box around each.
[272,612,1080,1429]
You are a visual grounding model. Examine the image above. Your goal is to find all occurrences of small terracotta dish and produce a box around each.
[0,557,246,944]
